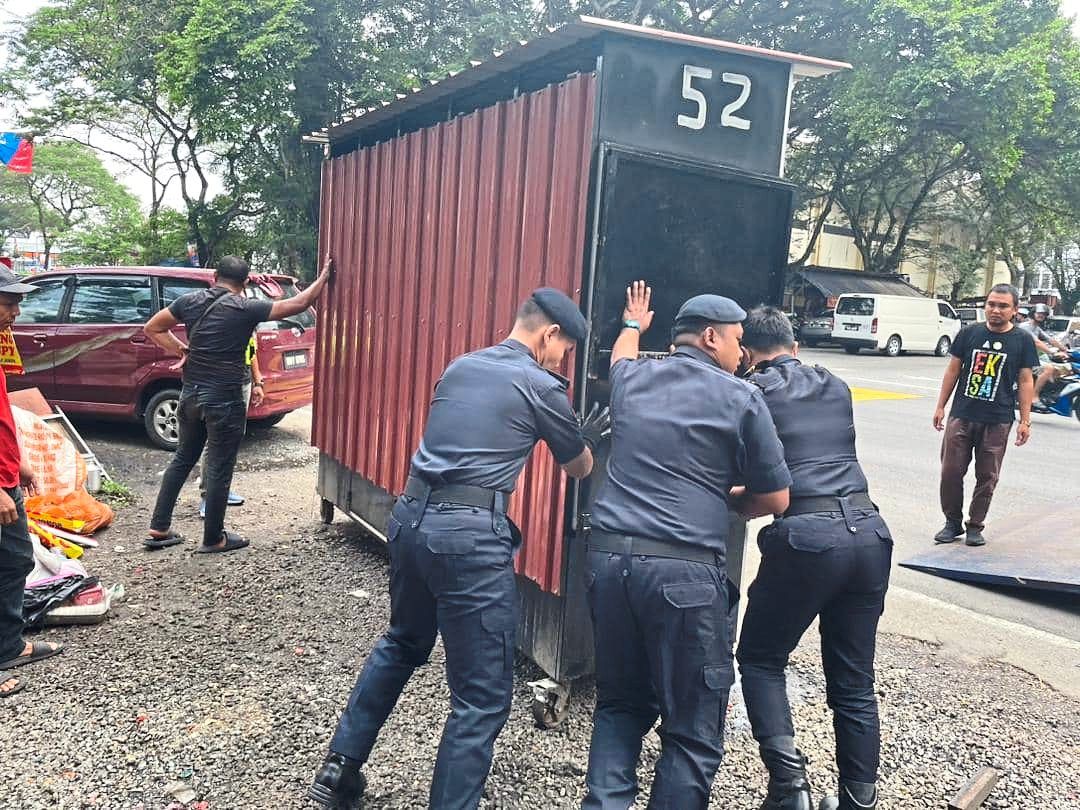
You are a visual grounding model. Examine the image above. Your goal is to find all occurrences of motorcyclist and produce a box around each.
[1019,304,1073,410]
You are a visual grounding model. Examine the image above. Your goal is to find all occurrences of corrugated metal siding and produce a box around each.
[314,72,596,594]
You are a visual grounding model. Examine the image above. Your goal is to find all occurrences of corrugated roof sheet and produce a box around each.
[792,267,927,298]
[313,16,849,146]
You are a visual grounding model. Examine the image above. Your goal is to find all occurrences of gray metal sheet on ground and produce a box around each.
[900,512,1080,594]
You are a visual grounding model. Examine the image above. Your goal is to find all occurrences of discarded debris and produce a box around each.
[948,767,999,810]
[163,781,197,804]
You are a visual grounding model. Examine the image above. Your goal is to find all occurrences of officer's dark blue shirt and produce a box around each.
[591,346,791,553]
[749,355,869,498]
[410,339,585,491]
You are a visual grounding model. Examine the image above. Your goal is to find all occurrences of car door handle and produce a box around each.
[32,333,47,345]
[130,334,147,343]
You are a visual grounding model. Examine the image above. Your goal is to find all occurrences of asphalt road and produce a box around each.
[797,345,1079,643]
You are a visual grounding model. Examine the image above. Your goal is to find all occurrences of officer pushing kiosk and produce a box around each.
[736,306,892,810]
[309,288,610,810]
[581,282,791,809]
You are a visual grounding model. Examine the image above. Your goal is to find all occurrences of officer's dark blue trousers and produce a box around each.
[583,550,737,810]
[329,492,517,810]
[736,508,892,783]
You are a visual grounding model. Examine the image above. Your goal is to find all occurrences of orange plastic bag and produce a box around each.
[12,406,114,534]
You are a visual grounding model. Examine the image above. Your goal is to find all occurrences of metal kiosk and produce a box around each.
[310,17,847,724]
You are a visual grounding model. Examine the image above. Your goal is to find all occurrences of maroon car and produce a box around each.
[8,266,316,449]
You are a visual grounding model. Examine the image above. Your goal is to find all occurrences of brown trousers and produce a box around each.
[939,417,1012,529]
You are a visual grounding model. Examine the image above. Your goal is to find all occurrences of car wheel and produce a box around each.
[882,335,902,357]
[843,345,861,355]
[248,412,289,430]
[935,335,952,356]
[144,388,181,450]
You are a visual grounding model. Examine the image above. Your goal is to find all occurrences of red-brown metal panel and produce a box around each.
[313,72,597,593]
[342,151,367,470]
[312,160,332,450]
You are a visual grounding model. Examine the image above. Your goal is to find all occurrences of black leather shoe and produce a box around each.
[308,752,366,809]
[759,736,814,810]
[965,527,986,546]
[819,780,877,810]
[934,520,964,543]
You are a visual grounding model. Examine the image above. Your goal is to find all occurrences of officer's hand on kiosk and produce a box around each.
[579,403,612,451]
[622,280,654,333]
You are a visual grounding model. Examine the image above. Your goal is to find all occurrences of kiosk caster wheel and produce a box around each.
[320,498,335,525]
[528,677,571,729]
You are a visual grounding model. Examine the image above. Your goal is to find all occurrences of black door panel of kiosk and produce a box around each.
[573,148,794,566]
[586,148,794,388]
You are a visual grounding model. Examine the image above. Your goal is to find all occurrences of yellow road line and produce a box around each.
[850,386,921,402]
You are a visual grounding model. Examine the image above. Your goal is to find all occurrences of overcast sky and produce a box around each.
[4,0,1080,208]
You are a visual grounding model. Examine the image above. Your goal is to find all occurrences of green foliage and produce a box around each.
[1,141,140,269]
[99,478,136,508]
[0,175,37,246]
[782,0,1080,274]
[8,0,1080,286]
[141,208,193,265]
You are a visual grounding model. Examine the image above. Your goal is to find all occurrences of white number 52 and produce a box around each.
[675,65,752,132]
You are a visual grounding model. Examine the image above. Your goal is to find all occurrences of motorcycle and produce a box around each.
[1031,348,1080,423]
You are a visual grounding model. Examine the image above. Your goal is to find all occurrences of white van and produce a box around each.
[831,293,960,357]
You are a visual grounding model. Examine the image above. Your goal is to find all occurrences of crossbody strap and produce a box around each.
[187,287,232,349]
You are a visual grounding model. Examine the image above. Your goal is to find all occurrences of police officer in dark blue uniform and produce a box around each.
[581,282,792,810]
[310,288,608,810]
[735,306,891,810]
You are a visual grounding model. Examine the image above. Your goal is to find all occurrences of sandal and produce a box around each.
[0,670,26,698]
[143,530,186,550]
[195,531,250,555]
[0,640,64,670]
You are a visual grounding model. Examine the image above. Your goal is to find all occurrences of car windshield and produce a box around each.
[246,277,315,329]
[836,296,874,316]
[1044,317,1071,333]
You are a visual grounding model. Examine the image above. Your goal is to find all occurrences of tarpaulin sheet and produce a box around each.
[900,509,1080,594]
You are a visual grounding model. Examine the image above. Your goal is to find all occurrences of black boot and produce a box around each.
[308,752,367,809]
[819,780,877,810]
[934,519,964,543]
[758,736,813,810]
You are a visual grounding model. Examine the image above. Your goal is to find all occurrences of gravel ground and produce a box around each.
[1,410,1077,809]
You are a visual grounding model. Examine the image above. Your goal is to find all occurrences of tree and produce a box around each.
[64,211,145,266]
[0,173,37,249]
[23,100,180,254]
[784,0,1075,274]
[1045,240,1080,317]
[14,0,312,268]
[2,142,139,269]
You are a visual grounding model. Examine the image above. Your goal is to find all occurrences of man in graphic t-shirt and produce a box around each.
[932,284,1037,547]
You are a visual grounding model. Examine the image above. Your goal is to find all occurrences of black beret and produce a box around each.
[530,287,588,341]
[672,294,746,333]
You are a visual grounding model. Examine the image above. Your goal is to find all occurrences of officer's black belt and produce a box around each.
[784,492,875,517]
[586,531,719,566]
[404,477,508,511]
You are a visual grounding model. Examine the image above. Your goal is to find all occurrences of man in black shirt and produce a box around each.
[143,256,332,553]
[736,306,891,810]
[932,284,1036,547]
